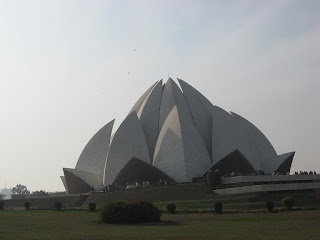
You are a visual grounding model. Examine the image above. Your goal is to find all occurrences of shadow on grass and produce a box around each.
[157,220,181,226]
[97,220,182,226]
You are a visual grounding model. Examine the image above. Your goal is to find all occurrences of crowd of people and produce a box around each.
[90,178,171,193]
[223,169,318,178]
[294,171,317,175]
[225,170,266,177]
[88,170,318,193]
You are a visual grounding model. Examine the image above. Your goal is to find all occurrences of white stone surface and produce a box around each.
[177,78,214,113]
[159,78,193,131]
[221,174,320,185]
[104,111,150,185]
[60,176,68,191]
[62,78,295,193]
[180,109,212,180]
[273,152,295,173]
[216,174,320,195]
[128,81,157,114]
[211,106,236,164]
[215,182,320,195]
[178,79,212,159]
[75,120,114,177]
[153,106,185,181]
[230,112,278,172]
[63,168,102,190]
[211,105,281,173]
[137,80,163,160]
[154,106,211,182]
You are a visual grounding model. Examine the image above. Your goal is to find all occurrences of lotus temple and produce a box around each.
[61,78,296,194]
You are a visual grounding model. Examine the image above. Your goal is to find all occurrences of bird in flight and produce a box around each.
[133,49,136,51]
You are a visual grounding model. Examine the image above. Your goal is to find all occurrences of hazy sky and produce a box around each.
[0,0,319,192]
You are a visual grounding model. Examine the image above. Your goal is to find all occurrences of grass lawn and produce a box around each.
[1,210,320,240]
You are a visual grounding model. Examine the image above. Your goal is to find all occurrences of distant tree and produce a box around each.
[11,184,30,196]
[31,190,49,197]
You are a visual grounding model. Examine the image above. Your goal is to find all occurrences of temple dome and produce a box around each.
[61,78,294,193]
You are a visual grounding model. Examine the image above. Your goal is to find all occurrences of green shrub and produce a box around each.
[0,202,4,210]
[214,202,223,214]
[24,202,31,210]
[281,197,295,209]
[89,203,96,212]
[100,200,161,224]
[166,204,176,214]
[54,202,62,211]
[266,201,274,212]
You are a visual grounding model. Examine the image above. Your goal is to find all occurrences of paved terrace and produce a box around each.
[215,174,320,195]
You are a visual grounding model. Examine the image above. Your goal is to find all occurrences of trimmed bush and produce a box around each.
[54,202,62,211]
[0,202,4,210]
[281,197,295,210]
[89,202,96,212]
[100,200,161,224]
[24,202,31,210]
[214,202,223,214]
[266,201,274,212]
[166,204,176,214]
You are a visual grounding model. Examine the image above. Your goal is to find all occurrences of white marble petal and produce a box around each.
[76,120,114,177]
[104,112,150,185]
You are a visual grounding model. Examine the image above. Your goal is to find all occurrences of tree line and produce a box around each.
[10,184,49,198]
